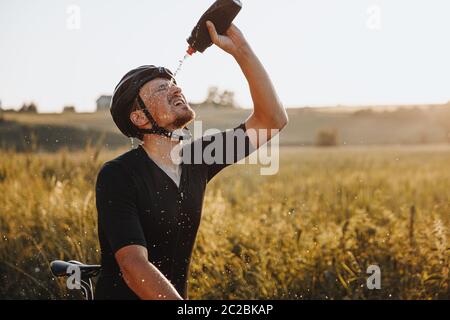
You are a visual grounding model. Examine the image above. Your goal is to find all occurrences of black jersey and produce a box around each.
[94,123,253,299]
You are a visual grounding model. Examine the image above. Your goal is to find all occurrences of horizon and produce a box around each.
[4,100,450,114]
[1,0,449,112]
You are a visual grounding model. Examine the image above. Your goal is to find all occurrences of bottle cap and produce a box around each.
[186,46,196,56]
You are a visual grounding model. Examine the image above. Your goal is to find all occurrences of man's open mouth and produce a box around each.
[171,96,187,107]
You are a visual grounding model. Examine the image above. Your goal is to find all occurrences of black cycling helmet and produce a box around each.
[110,65,189,141]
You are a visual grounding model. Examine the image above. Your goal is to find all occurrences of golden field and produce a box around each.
[0,145,448,299]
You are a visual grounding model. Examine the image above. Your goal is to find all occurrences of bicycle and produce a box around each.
[50,260,101,300]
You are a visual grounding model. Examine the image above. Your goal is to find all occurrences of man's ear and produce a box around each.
[130,110,148,127]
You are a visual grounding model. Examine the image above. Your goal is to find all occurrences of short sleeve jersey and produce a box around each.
[94,123,254,299]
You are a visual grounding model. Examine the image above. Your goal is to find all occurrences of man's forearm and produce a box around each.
[233,44,288,129]
[204,21,288,132]
[121,256,183,300]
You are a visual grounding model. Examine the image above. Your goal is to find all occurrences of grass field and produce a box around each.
[0,145,448,299]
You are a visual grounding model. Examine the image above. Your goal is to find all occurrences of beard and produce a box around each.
[172,107,195,129]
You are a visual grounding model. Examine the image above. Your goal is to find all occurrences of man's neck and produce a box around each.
[141,134,182,168]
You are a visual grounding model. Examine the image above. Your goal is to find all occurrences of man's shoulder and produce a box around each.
[112,145,144,165]
[97,147,143,179]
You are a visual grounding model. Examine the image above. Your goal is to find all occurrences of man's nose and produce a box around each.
[169,84,182,95]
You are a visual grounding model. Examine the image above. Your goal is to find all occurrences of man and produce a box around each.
[95,21,288,300]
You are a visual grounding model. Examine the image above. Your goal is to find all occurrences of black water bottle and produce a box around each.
[186,0,242,55]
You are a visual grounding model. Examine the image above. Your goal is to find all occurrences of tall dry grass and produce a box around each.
[0,145,448,299]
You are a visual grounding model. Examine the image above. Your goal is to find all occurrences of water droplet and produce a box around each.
[169,53,190,87]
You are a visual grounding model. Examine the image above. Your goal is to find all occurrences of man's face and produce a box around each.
[137,77,195,131]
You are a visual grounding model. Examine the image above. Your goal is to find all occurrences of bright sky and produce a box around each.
[1,0,449,112]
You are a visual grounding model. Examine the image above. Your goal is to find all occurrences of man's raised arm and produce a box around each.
[206,21,289,147]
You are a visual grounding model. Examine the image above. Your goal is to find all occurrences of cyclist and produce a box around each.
[95,22,288,299]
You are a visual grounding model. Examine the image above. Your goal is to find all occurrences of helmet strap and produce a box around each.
[135,95,191,141]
